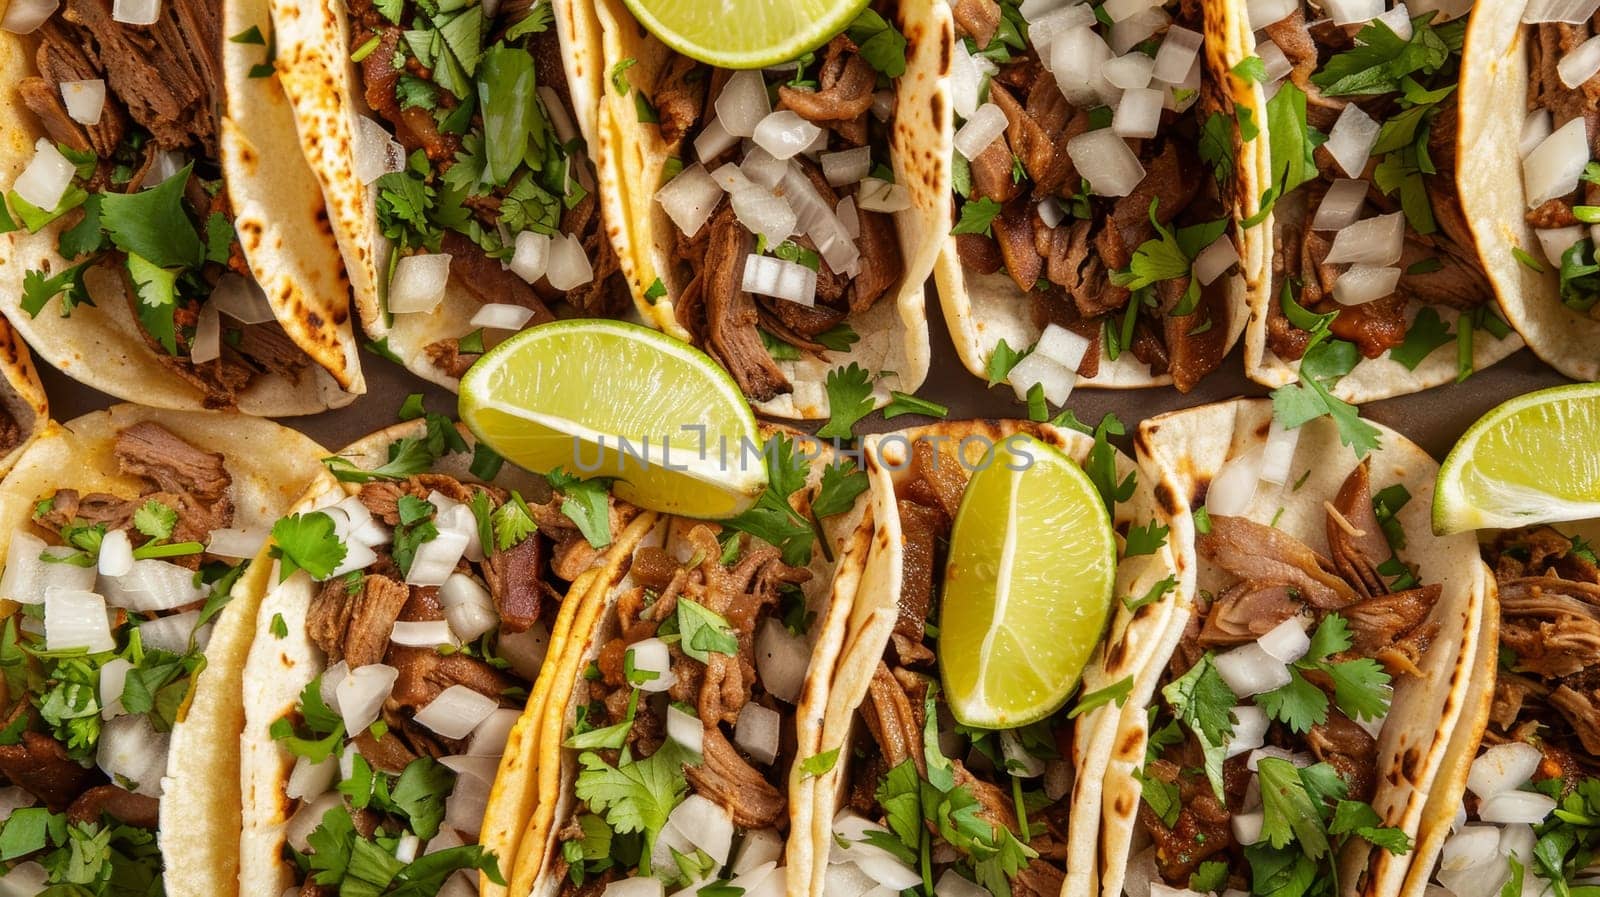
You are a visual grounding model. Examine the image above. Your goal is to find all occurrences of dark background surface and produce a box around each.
[34,288,1575,459]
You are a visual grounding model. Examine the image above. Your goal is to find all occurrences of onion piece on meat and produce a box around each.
[1332,265,1401,306]
[389,254,453,314]
[667,703,704,754]
[1109,6,1168,54]
[1033,323,1091,370]
[1207,446,1264,515]
[1374,3,1413,39]
[742,254,818,306]
[206,527,268,560]
[715,71,771,138]
[753,111,822,160]
[1537,226,1585,266]
[1006,352,1075,405]
[935,869,991,897]
[545,234,594,290]
[1151,25,1203,85]
[439,573,498,643]
[97,530,133,579]
[821,146,873,186]
[1312,179,1370,232]
[508,231,551,284]
[102,559,207,612]
[1067,128,1146,197]
[405,529,470,587]
[1105,53,1155,90]
[498,621,549,680]
[1030,2,1098,58]
[1246,0,1297,29]
[112,0,159,25]
[669,794,735,865]
[1258,40,1291,84]
[1521,108,1553,159]
[694,117,740,164]
[857,177,911,213]
[1193,235,1240,285]
[731,186,798,246]
[137,609,208,654]
[949,43,999,117]
[657,162,723,237]
[286,755,337,801]
[1,0,58,32]
[391,620,459,648]
[14,139,75,213]
[602,879,664,897]
[354,115,404,185]
[1324,0,1382,25]
[955,103,1009,160]
[1257,616,1310,663]
[470,303,536,331]
[836,196,861,239]
[755,618,809,703]
[1325,103,1381,178]
[626,638,676,692]
[466,707,520,757]
[1,532,95,603]
[1560,34,1600,88]
[735,703,781,765]
[1101,0,1157,22]
[1258,416,1300,486]
[1524,0,1600,24]
[1226,705,1269,758]
[1525,117,1590,208]
[1325,212,1405,267]
[1050,27,1114,106]
[1214,642,1290,696]
[1232,810,1266,846]
[1467,742,1543,799]
[415,684,499,739]
[336,664,399,734]
[97,714,168,798]
[1113,87,1164,139]
[60,80,105,126]
[100,658,132,719]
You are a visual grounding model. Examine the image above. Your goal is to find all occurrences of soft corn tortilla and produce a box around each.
[493,429,872,897]
[0,5,362,415]
[1454,0,1597,381]
[0,405,329,897]
[1127,399,1494,897]
[790,420,1184,897]
[565,0,950,419]
[0,317,49,477]
[936,0,1263,391]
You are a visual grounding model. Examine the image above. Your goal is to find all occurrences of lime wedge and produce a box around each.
[621,0,869,69]
[458,320,765,519]
[938,435,1118,729]
[1434,382,1600,534]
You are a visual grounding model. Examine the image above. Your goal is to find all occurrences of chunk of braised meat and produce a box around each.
[442,232,557,323]
[849,201,904,313]
[26,17,128,157]
[701,206,791,402]
[777,35,876,124]
[67,785,160,829]
[1307,710,1378,802]
[115,421,231,505]
[685,728,787,828]
[1325,459,1392,599]
[483,534,545,632]
[1160,273,1232,393]
[862,662,924,774]
[1343,586,1438,675]
[424,339,479,380]
[1197,582,1303,647]
[891,500,942,665]
[0,731,98,811]
[1139,756,1234,882]
[307,573,411,667]
[950,0,1001,48]
[1197,515,1359,609]
[652,53,707,144]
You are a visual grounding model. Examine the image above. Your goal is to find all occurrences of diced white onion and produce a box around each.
[1018,0,1069,20]
[1374,3,1414,39]
[143,150,184,189]
[287,794,343,853]
[60,79,106,126]
[955,103,1009,161]
[100,558,207,612]
[45,589,114,653]
[1257,616,1310,663]
[210,273,276,324]
[734,829,784,875]
[15,138,74,213]
[694,117,740,163]
[286,755,337,801]
[602,879,664,897]
[1247,746,1311,771]
[856,177,911,213]
[1006,352,1076,405]
[1105,53,1155,90]
[669,794,735,865]
[735,703,781,765]
[1109,6,1168,54]
[1232,810,1265,845]
[404,529,469,587]
[1102,0,1156,22]
[1247,0,1297,29]
[336,663,398,734]
[467,707,520,757]
[354,115,405,185]
[949,43,998,118]
[1151,25,1203,85]
[138,610,208,654]
[320,661,347,711]
[498,621,549,680]
[439,573,498,643]
[545,233,593,291]
[657,162,723,238]
[395,833,421,865]
[731,186,798,247]
[1525,0,1600,24]
[1,532,96,604]
[935,869,992,897]
[1113,87,1164,139]
[470,303,536,331]
[1525,117,1590,208]
[1000,730,1046,778]
[627,638,676,692]
[1207,446,1264,516]
[1478,791,1557,825]
[837,196,861,238]
[742,147,789,189]
[389,254,452,314]
[1559,35,1600,88]
[111,0,159,25]
[538,85,578,143]
[871,89,895,122]
[1034,323,1091,370]
[97,714,168,798]
[415,684,499,739]
[753,110,822,161]
[1326,104,1381,177]
[1,0,58,33]
[1214,642,1289,697]
[1051,27,1114,106]
[716,71,772,138]
[1442,825,1503,872]
[1521,109,1553,159]
[1537,226,1585,266]
[1313,179,1370,231]
[97,530,133,579]
[508,231,551,284]
[1258,415,1301,487]
[1468,742,1543,799]
[1500,823,1537,863]
[444,764,490,838]
[667,703,704,754]
[100,657,131,719]
[1029,3,1097,57]
[391,619,459,648]
[327,540,378,580]
[755,617,809,704]
[190,301,221,364]
[1037,197,1064,228]
[778,163,858,274]
[742,254,818,306]
[1067,128,1146,197]
[1324,0,1382,24]
[1193,235,1240,286]
[1333,265,1401,306]
[1258,40,1292,83]
[817,149,873,192]
[1227,705,1269,758]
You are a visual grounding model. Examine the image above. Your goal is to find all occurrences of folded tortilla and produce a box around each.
[0,316,49,476]
[791,420,1183,897]
[0,0,363,414]
[0,405,329,897]
[1455,0,1600,381]
[1241,2,1522,401]
[1117,399,1492,897]
[935,0,1261,394]
[567,0,950,419]
[488,428,872,897]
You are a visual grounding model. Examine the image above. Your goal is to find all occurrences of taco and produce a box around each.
[266,0,634,390]
[1401,521,1600,897]
[0,0,365,414]
[1108,398,1492,897]
[487,429,874,897]
[1456,2,1600,381]
[236,414,654,897]
[0,404,329,897]
[934,0,1258,396]
[565,0,949,419]
[1242,2,1522,401]
[787,420,1181,897]
[0,317,49,476]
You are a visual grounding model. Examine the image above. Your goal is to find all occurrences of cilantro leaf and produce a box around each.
[1388,306,1452,370]
[811,460,869,519]
[269,512,347,582]
[98,164,204,268]
[800,749,840,778]
[846,8,908,78]
[132,501,177,542]
[882,391,950,420]
[1162,656,1236,800]
[951,198,1003,236]
[548,469,613,548]
[986,339,1024,386]
[818,363,875,440]
[1068,676,1133,719]
[573,743,691,866]
[676,598,738,662]
[1124,520,1168,557]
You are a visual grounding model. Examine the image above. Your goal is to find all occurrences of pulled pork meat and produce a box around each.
[20,0,316,408]
[1263,7,1496,364]
[1143,461,1440,887]
[950,3,1235,392]
[652,34,906,402]
[1484,528,1600,775]
[842,439,1075,893]
[1525,14,1600,314]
